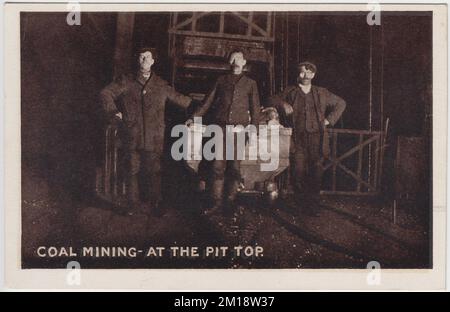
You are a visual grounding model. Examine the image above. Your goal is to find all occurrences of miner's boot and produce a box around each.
[204,179,224,216]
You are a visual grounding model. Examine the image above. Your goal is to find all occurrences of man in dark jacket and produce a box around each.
[100,48,192,214]
[269,61,346,216]
[186,50,260,215]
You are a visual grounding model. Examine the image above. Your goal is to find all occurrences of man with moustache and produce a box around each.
[186,50,261,216]
[100,48,192,215]
[269,61,346,216]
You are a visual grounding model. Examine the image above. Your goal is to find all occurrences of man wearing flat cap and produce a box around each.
[269,61,346,216]
[100,48,192,215]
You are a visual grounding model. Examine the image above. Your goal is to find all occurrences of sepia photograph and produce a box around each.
[3,2,447,290]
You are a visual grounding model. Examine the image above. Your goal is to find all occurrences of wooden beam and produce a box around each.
[247,12,254,36]
[173,12,178,27]
[357,133,364,192]
[168,29,274,42]
[219,12,224,34]
[112,129,118,197]
[283,12,289,88]
[373,134,380,189]
[266,12,272,37]
[328,128,382,135]
[369,26,373,131]
[191,12,197,31]
[113,13,135,79]
[379,23,385,133]
[378,119,389,188]
[324,134,380,170]
[170,12,209,31]
[332,131,338,192]
[231,12,268,37]
[104,127,111,196]
[320,191,378,196]
[269,57,274,95]
[338,163,376,192]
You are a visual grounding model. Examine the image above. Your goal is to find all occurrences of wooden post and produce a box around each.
[380,22,385,135]
[112,129,118,198]
[378,118,389,188]
[283,12,289,88]
[247,12,254,36]
[297,14,300,68]
[192,12,197,31]
[269,56,275,96]
[369,26,373,132]
[168,13,178,58]
[266,12,272,37]
[332,132,338,192]
[367,26,373,187]
[113,13,135,80]
[271,13,276,94]
[104,127,111,198]
[373,134,380,190]
[357,133,364,192]
[393,199,397,224]
[219,12,225,34]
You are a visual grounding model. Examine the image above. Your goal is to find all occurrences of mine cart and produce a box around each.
[184,110,292,205]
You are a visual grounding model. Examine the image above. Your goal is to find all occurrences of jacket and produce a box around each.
[100,72,192,153]
[269,85,346,157]
[192,73,260,127]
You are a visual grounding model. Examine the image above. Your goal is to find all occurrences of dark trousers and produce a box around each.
[211,159,241,203]
[210,127,244,205]
[292,131,323,205]
[127,149,162,206]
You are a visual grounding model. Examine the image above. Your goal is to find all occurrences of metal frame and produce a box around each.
[168,12,275,94]
[95,121,125,201]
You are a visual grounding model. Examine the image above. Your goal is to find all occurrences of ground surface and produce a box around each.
[22,163,430,269]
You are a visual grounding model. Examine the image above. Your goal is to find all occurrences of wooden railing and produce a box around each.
[320,128,386,196]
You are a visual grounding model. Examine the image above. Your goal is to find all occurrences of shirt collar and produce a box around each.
[137,71,152,85]
[298,83,312,94]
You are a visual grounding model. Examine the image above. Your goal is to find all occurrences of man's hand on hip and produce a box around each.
[281,102,294,116]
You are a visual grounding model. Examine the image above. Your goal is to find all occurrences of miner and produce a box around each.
[269,61,346,216]
[186,50,261,215]
[100,48,192,215]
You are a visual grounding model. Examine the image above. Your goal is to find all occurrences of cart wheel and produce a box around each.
[264,181,279,207]
[264,190,279,207]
